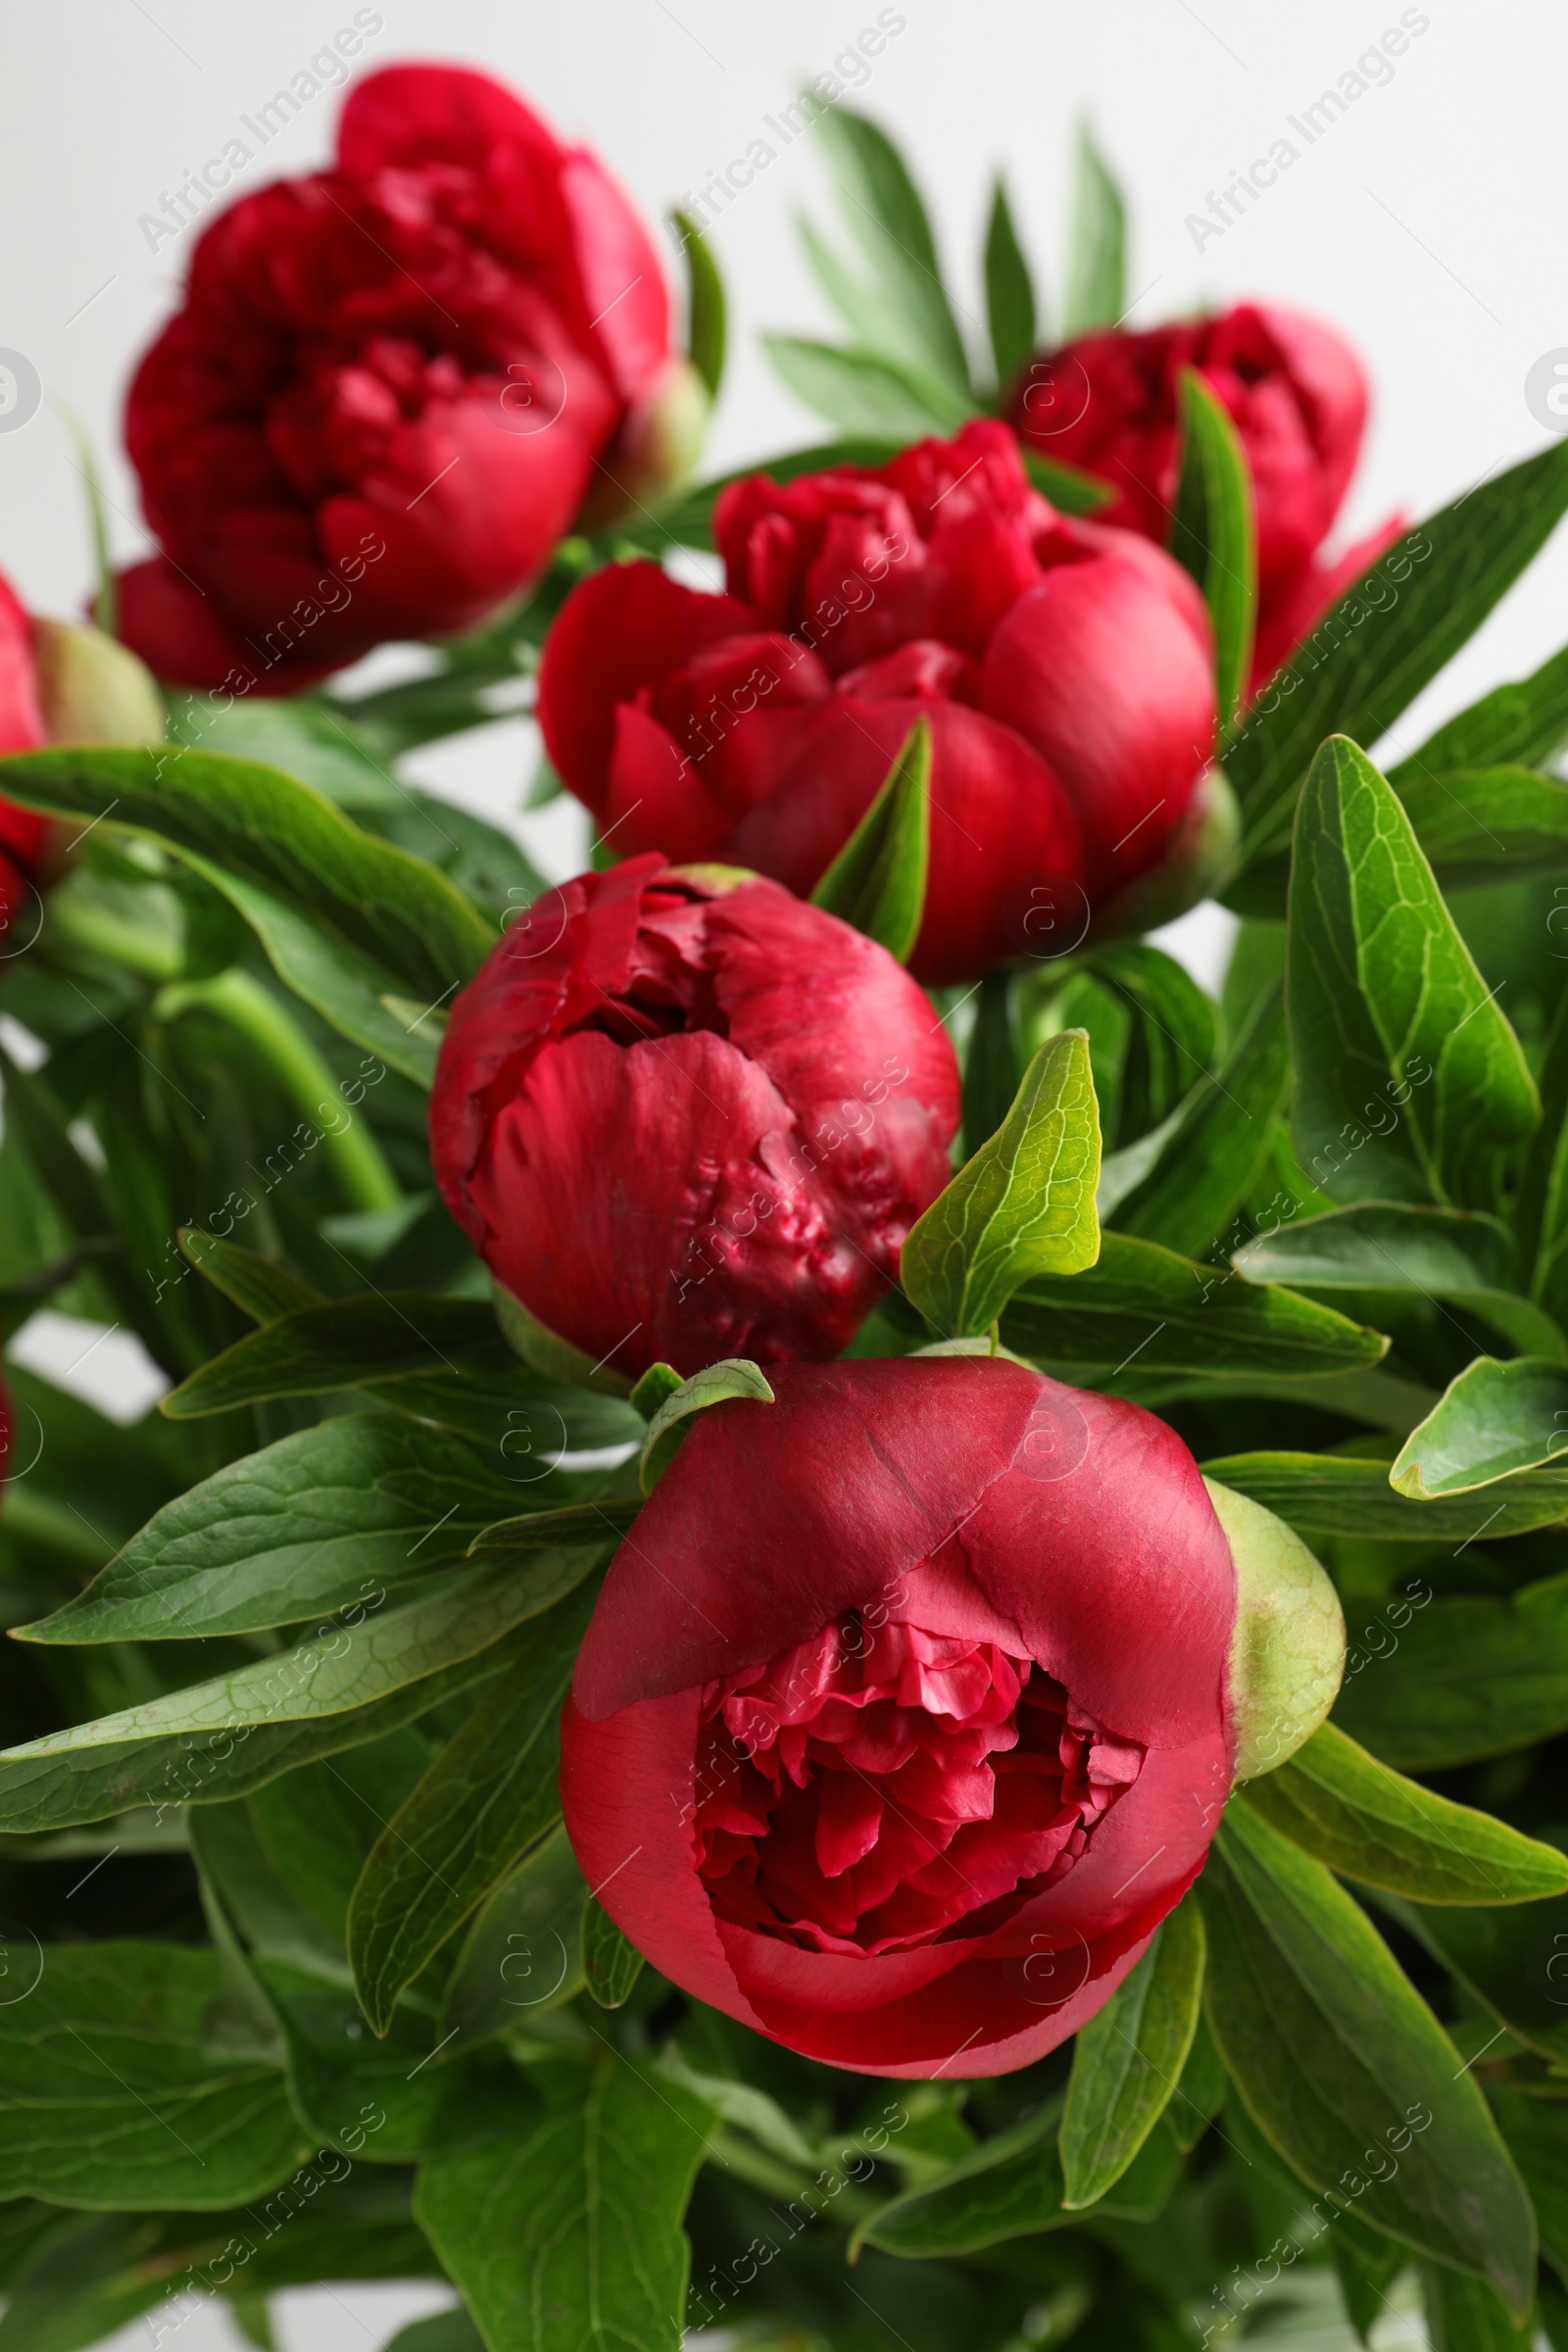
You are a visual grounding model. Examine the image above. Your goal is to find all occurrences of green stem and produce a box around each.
[154,969,401,1215]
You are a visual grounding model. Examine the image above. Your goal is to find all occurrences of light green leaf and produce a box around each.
[1170,367,1256,725]
[1333,1570,1568,1768]
[1392,1355,1568,1494]
[1059,1900,1204,2207]
[581,1900,646,2010]
[415,2053,713,2352]
[902,1029,1101,1338]
[1287,737,1538,1208]
[638,1358,774,1494]
[439,1827,589,2045]
[670,212,725,401]
[1198,1805,1536,2312]
[1242,1721,1568,1903]
[983,175,1037,392]
[761,335,971,439]
[1388,637,1568,781]
[347,1588,596,2034]
[808,715,930,962]
[1393,762,1568,889]
[1061,122,1126,338]
[808,105,971,397]
[1200,1448,1568,1541]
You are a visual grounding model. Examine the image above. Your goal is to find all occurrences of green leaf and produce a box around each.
[862,2100,1183,2257]
[467,1499,643,1559]
[1241,1722,1568,1903]
[1224,441,1568,860]
[178,1228,319,1323]
[1170,368,1256,726]
[983,176,1037,392]
[1422,2263,1531,2348]
[761,335,971,439]
[1489,2083,1568,2265]
[962,968,1023,1153]
[902,1029,1101,1338]
[1287,737,1539,1208]
[1059,1899,1204,2207]
[1518,981,1568,1326]
[1389,637,1568,781]
[581,1900,646,2010]
[1236,1202,1566,1362]
[0,1942,302,2208]
[638,1357,774,1494]
[808,714,930,960]
[1333,1569,1568,1767]
[1393,762,1568,888]
[415,2053,713,2352]
[1002,1230,1387,1379]
[1169,2012,1227,2151]
[385,2313,484,2352]
[1200,1448,1568,1541]
[1061,122,1125,338]
[1392,1888,1568,2062]
[1333,2212,1408,2343]
[19,1418,519,1643]
[347,1588,596,2034]
[159,1293,502,1416]
[1198,1805,1535,2311]
[1083,942,1218,1148]
[0,746,494,1002]
[1110,983,1288,1258]
[1392,1355,1568,1494]
[670,212,725,400]
[440,1826,588,2045]
[809,105,971,398]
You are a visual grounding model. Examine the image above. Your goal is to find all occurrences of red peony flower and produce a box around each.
[1004,303,1398,691]
[118,64,695,694]
[428,856,960,1384]
[561,1356,1238,2077]
[536,420,1217,984]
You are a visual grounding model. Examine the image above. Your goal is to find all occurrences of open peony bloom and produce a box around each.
[117,63,698,694]
[1005,303,1398,690]
[429,857,960,1384]
[536,420,1217,984]
[562,1357,1243,2076]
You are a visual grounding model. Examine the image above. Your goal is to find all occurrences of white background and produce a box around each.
[1,3,1561,2343]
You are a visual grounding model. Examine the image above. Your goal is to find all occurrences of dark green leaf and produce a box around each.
[1392,1355,1568,1494]
[1170,368,1256,725]
[1489,2083,1568,2266]
[178,1229,319,1324]
[1383,1879,1568,2060]
[1110,983,1288,1257]
[1061,122,1125,338]
[1059,1899,1204,2207]
[760,336,970,438]
[1082,941,1217,1148]
[385,2312,484,2352]
[348,1587,596,2034]
[1333,1569,1568,1767]
[962,969,1022,1154]
[1169,2012,1227,2151]
[1225,443,1568,859]
[1002,1230,1387,1379]
[0,1943,302,2208]
[1200,1448,1568,1541]
[808,714,930,960]
[415,2053,713,2352]
[638,1357,774,1494]
[1287,737,1539,1207]
[671,213,725,400]
[440,1826,588,2045]
[581,1900,645,2010]
[1518,980,1568,1326]
[983,176,1037,392]
[467,1499,642,1558]
[20,1418,518,1643]
[1333,2212,1407,2344]
[1198,1805,1535,2310]
[902,1029,1101,1338]
[809,105,970,397]
[159,1293,502,1416]
[1241,1721,1568,1902]
[1422,2262,1531,2347]
[863,2101,1182,2257]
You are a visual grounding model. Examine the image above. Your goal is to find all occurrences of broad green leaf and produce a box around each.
[1061,122,1125,338]
[1200,1448,1568,1541]
[1388,637,1568,781]
[1392,1355,1568,1494]
[0,1943,302,2208]
[1170,368,1256,725]
[863,2102,1182,2257]
[638,1358,774,1494]
[1394,762,1568,888]
[961,969,1023,1153]
[808,715,930,962]
[440,1827,589,2045]
[1110,983,1288,1258]
[159,1294,502,1416]
[581,1900,645,2010]
[902,1029,1101,1338]
[670,212,725,400]
[166,693,404,807]
[1489,2084,1568,2267]
[1333,1570,1568,1767]
[347,1588,596,2034]
[1287,737,1538,1208]
[1224,441,1568,859]
[760,335,971,439]
[19,1418,519,1643]
[1241,1722,1568,1903]
[415,2052,714,2352]
[809,105,971,397]
[1422,2263,1531,2348]
[1236,1202,1565,1362]
[1002,1230,1387,1379]
[1198,1805,1535,2311]
[983,176,1037,392]
[0,746,494,1002]
[178,1229,319,1324]
[358,793,547,932]
[1384,1876,1568,2060]
[1059,1900,1204,2207]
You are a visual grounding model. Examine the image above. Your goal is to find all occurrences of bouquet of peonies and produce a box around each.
[1,59,1567,2352]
